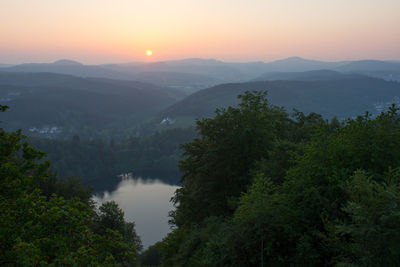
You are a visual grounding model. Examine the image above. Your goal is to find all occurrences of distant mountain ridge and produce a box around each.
[1,58,400,138]
[2,57,399,92]
[337,60,400,72]
[253,70,366,82]
[52,59,83,65]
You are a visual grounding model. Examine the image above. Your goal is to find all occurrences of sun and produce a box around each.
[146,50,152,56]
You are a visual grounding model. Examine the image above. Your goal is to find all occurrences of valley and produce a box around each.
[1,57,400,189]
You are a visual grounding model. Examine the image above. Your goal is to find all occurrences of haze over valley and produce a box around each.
[1,56,400,187]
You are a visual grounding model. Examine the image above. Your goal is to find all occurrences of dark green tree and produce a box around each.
[172,91,292,226]
[328,169,400,266]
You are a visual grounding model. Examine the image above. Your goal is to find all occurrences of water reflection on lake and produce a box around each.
[93,175,179,248]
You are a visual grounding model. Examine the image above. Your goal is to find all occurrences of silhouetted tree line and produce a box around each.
[29,127,197,190]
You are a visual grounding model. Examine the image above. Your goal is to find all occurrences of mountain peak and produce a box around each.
[52,59,82,65]
[276,56,321,63]
[285,56,306,61]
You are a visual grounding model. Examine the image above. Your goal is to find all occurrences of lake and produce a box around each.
[93,175,179,248]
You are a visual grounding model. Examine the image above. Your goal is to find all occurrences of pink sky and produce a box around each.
[1,0,399,64]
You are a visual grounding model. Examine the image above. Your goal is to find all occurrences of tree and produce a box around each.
[172,91,292,226]
[329,169,400,266]
[95,201,142,251]
[137,242,162,266]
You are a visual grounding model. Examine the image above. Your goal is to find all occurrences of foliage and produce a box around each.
[30,127,196,190]
[172,91,294,226]
[94,201,142,251]
[160,92,400,266]
[137,242,162,267]
[39,174,94,204]
[329,169,400,266]
[0,105,141,266]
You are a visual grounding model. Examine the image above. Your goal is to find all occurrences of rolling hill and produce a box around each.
[160,76,400,125]
[2,59,243,92]
[3,57,400,95]
[0,72,185,138]
[334,60,400,81]
[253,70,365,82]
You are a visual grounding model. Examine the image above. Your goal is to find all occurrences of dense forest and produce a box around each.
[29,127,196,190]
[3,89,400,265]
[153,91,400,266]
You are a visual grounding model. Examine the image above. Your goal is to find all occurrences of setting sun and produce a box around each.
[146,50,152,56]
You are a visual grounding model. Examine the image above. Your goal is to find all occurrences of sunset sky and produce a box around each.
[1,0,399,64]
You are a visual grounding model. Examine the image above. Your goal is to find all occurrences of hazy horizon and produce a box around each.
[1,56,400,66]
[2,0,400,64]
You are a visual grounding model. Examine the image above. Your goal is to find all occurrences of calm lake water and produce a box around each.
[93,176,179,248]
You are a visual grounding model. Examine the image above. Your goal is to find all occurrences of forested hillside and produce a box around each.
[30,127,196,190]
[0,72,184,139]
[161,77,400,125]
[1,62,399,140]
[253,70,365,81]
[156,91,400,266]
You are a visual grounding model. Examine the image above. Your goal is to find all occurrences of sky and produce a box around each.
[1,0,400,64]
